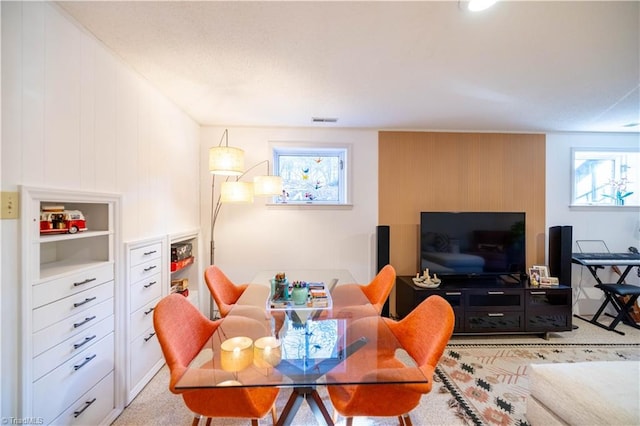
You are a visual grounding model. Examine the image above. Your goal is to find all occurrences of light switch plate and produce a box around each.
[1,191,19,219]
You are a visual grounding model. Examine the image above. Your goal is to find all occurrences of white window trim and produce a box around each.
[268,142,352,207]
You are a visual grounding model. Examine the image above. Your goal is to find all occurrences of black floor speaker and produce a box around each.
[376,225,391,316]
[549,225,573,287]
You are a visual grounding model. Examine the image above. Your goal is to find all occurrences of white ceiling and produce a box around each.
[57,1,640,133]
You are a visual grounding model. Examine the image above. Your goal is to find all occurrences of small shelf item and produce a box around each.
[170,256,194,272]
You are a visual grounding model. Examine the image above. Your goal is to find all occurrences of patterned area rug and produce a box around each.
[435,343,640,426]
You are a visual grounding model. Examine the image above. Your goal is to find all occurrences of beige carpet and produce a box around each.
[112,317,640,426]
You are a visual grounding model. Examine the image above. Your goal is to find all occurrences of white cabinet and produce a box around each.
[20,186,123,425]
[124,237,167,404]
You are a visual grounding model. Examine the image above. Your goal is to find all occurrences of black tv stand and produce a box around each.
[395,276,572,338]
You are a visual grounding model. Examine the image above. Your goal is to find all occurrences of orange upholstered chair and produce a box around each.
[153,293,279,426]
[326,295,454,426]
[204,265,249,318]
[331,264,396,315]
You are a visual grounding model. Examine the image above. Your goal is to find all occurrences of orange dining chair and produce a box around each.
[326,295,455,426]
[153,293,279,426]
[204,265,249,318]
[331,264,396,316]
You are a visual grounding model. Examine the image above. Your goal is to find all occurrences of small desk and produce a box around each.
[176,285,425,426]
[572,253,640,335]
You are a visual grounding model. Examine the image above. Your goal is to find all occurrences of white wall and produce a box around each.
[1,2,200,417]
[546,132,640,315]
[199,126,379,313]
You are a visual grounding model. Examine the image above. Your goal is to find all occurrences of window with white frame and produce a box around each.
[572,148,639,206]
[272,145,349,204]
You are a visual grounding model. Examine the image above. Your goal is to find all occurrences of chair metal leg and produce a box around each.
[251,420,258,426]
[271,404,277,425]
[345,418,353,426]
[191,416,200,426]
[205,419,212,426]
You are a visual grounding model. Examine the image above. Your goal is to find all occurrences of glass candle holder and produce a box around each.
[220,336,253,372]
[253,336,282,368]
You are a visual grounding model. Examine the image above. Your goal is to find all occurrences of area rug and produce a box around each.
[435,343,640,426]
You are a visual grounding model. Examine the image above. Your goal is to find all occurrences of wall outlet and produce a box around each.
[1,191,19,219]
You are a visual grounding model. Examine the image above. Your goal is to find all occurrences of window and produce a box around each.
[272,145,349,204]
[572,148,639,206]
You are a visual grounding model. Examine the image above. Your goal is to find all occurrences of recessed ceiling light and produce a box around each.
[468,0,497,12]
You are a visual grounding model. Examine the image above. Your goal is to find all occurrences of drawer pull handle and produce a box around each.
[488,313,504,317]
[530,291,547,295]
[143,281,157,289]
[73,354,97,370]
[73,278,96,287]
[487,291,505,295]
[144,332,156,342]
[445,292,462,296]
[143,265,157,272]
[73,398,97,418]
[143,250,157,256]
[73,297,97,308]
[74,316,97,328]
[144,307,155,315]
[74,335,97,349]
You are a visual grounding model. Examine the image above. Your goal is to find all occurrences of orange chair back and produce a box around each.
[361,264,396,313]
[153,293,220,392]
[204,265,248,317]
[387,294,455,374]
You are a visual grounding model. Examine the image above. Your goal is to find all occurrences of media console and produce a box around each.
[395,276,572,339]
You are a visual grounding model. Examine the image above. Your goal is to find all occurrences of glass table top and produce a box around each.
[175,285,428,390]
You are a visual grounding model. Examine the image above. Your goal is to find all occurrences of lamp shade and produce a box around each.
[253,175,283,196]
[221,181,254,203]
[220,336,253,372]
[209,146,244,176]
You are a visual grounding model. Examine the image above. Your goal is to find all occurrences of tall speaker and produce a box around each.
[376,225,391,316]
[549,225,573,286]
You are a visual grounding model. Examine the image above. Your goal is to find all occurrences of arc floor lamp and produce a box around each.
[208,129,283,265]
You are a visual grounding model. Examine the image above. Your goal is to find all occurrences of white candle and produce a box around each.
[221,336,253,372]
[253,336,282,368]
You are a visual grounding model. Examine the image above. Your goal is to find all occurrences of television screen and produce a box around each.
[420,212,526,279]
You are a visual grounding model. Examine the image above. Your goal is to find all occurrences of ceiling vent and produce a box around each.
[312,117,338,123]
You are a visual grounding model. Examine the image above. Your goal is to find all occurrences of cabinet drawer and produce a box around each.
[130,242,162,266]
[33,281,114,332]
[50,371,114,426]
[33,298,114,357]
[130,327,163,388]
[130,298,160,341]
[33,333,114,423]
[130,258,162,284]
[465,311,524,332]
[466,289,523,311]
[33,315,114,381]
[526,289,571,308]
[32,263,114,308]
[130,273,162,313]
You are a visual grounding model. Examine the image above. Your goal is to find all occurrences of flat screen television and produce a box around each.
[420,212,526,282]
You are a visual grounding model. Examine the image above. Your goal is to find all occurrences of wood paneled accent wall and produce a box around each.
[379,131,546,276]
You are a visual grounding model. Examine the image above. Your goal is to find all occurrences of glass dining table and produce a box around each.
[175,276,429,426]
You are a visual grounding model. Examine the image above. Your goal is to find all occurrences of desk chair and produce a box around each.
[153,293,279,426]
[204,265,249,318]
[327,295,455,426]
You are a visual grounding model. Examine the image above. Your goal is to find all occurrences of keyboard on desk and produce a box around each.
[572,252,640,265]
